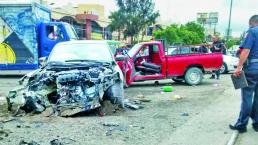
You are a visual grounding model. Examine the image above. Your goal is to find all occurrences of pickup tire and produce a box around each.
[220,62,228,74]
[184,67,203,85]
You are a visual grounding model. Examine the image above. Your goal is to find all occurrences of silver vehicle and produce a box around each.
[220,54,239,74]
[7,41,124,116]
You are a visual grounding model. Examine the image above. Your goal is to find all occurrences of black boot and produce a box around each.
[209,75,215,79]
[252,123,258,132]
[229,124,247,133]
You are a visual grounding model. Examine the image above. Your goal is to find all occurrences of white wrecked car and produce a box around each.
[7,40,124,116]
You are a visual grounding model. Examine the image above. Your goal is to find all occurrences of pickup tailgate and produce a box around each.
[166,53,223,77]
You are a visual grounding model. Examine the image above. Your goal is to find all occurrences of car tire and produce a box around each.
[105,81,124,108]
[220,62,228,74]
[184,67,203,86]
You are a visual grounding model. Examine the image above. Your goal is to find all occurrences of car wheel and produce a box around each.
[184,67,203,85]
[105,81,124,108]
[220,62,228,74]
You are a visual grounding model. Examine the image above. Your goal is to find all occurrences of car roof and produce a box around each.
[56,40,108,45]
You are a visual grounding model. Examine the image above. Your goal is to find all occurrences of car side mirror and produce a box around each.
[39,57,47,67]
[115,55,126,61]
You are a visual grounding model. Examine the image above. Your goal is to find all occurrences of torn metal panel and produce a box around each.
[7,63,124,116]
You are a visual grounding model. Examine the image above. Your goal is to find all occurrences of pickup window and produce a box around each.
[167,46,208,56]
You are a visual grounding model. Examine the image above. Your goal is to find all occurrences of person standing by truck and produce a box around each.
[210,35,226,79]
[229,15,258,133]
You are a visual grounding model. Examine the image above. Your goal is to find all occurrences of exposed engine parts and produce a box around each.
[7,64,124,116]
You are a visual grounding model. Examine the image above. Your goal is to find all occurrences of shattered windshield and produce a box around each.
[48,43,113,63]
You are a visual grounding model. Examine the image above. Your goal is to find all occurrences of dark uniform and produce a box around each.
[210,41,226,55]
[210,40,226,79]
[233,25,258,131]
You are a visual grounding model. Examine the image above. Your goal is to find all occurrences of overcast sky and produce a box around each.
[47,0,258,37]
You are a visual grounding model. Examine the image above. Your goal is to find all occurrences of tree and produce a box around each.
[153,22,205,45]
[225,39,241,49]
[153,24,181,44]
[112,0,159,43]
[183,22,205,41]
[108,10,125,41]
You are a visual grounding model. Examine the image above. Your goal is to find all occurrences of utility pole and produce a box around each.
[226,0,233,41]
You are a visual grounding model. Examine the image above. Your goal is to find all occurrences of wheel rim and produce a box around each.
[189,71,200,83]
[220,65,225,73]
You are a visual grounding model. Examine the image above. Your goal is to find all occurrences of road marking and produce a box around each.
[226,131,239,145]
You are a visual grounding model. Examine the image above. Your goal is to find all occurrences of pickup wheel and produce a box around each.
[184,67,203,85]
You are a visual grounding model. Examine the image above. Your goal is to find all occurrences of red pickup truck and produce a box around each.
[116,41,223,86]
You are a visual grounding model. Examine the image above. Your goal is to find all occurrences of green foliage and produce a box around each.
[225,39,241,49]
[153,22,205,45]
[111,0,159,42]
[108,10,125,32]
[108,10,126,40]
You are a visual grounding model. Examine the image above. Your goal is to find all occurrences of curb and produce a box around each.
[226,131,239,145]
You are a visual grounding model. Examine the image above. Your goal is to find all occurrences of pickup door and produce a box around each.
[166,46,223,84]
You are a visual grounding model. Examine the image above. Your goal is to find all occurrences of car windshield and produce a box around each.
[48,43,113,62]
[127,43,143,57]
[64,24,78,40]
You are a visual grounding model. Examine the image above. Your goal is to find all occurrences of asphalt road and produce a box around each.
[0,74,256,145]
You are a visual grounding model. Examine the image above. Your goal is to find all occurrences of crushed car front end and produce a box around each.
[6,41,124,116]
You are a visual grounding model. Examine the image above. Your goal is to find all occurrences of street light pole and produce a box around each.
[226,0,233,41]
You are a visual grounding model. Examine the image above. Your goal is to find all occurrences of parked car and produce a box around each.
[220,54,239,74]
[116,41,223,86]
[7,40,124,116]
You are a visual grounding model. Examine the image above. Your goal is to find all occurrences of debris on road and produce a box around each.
[181,113,189,117]
[102,122,119,127]
[50,137,76,145]
[0,117,17,124]
[98,100,122,116]
[170,94,183,101]
[19,140,40,145]
[50,139,62,145]
[161,86,174,92]
[105,128,113,136]
[104,123,128,136]
[134,95,151,102]
[124,99,143,110]
[0,129,11,139]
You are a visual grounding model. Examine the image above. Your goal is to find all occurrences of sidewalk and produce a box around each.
[159,78,257,145]
[235,126,257,145]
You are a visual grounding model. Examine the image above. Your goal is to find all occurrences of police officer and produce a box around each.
[229,15,258,133]
[210,35,226,79]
